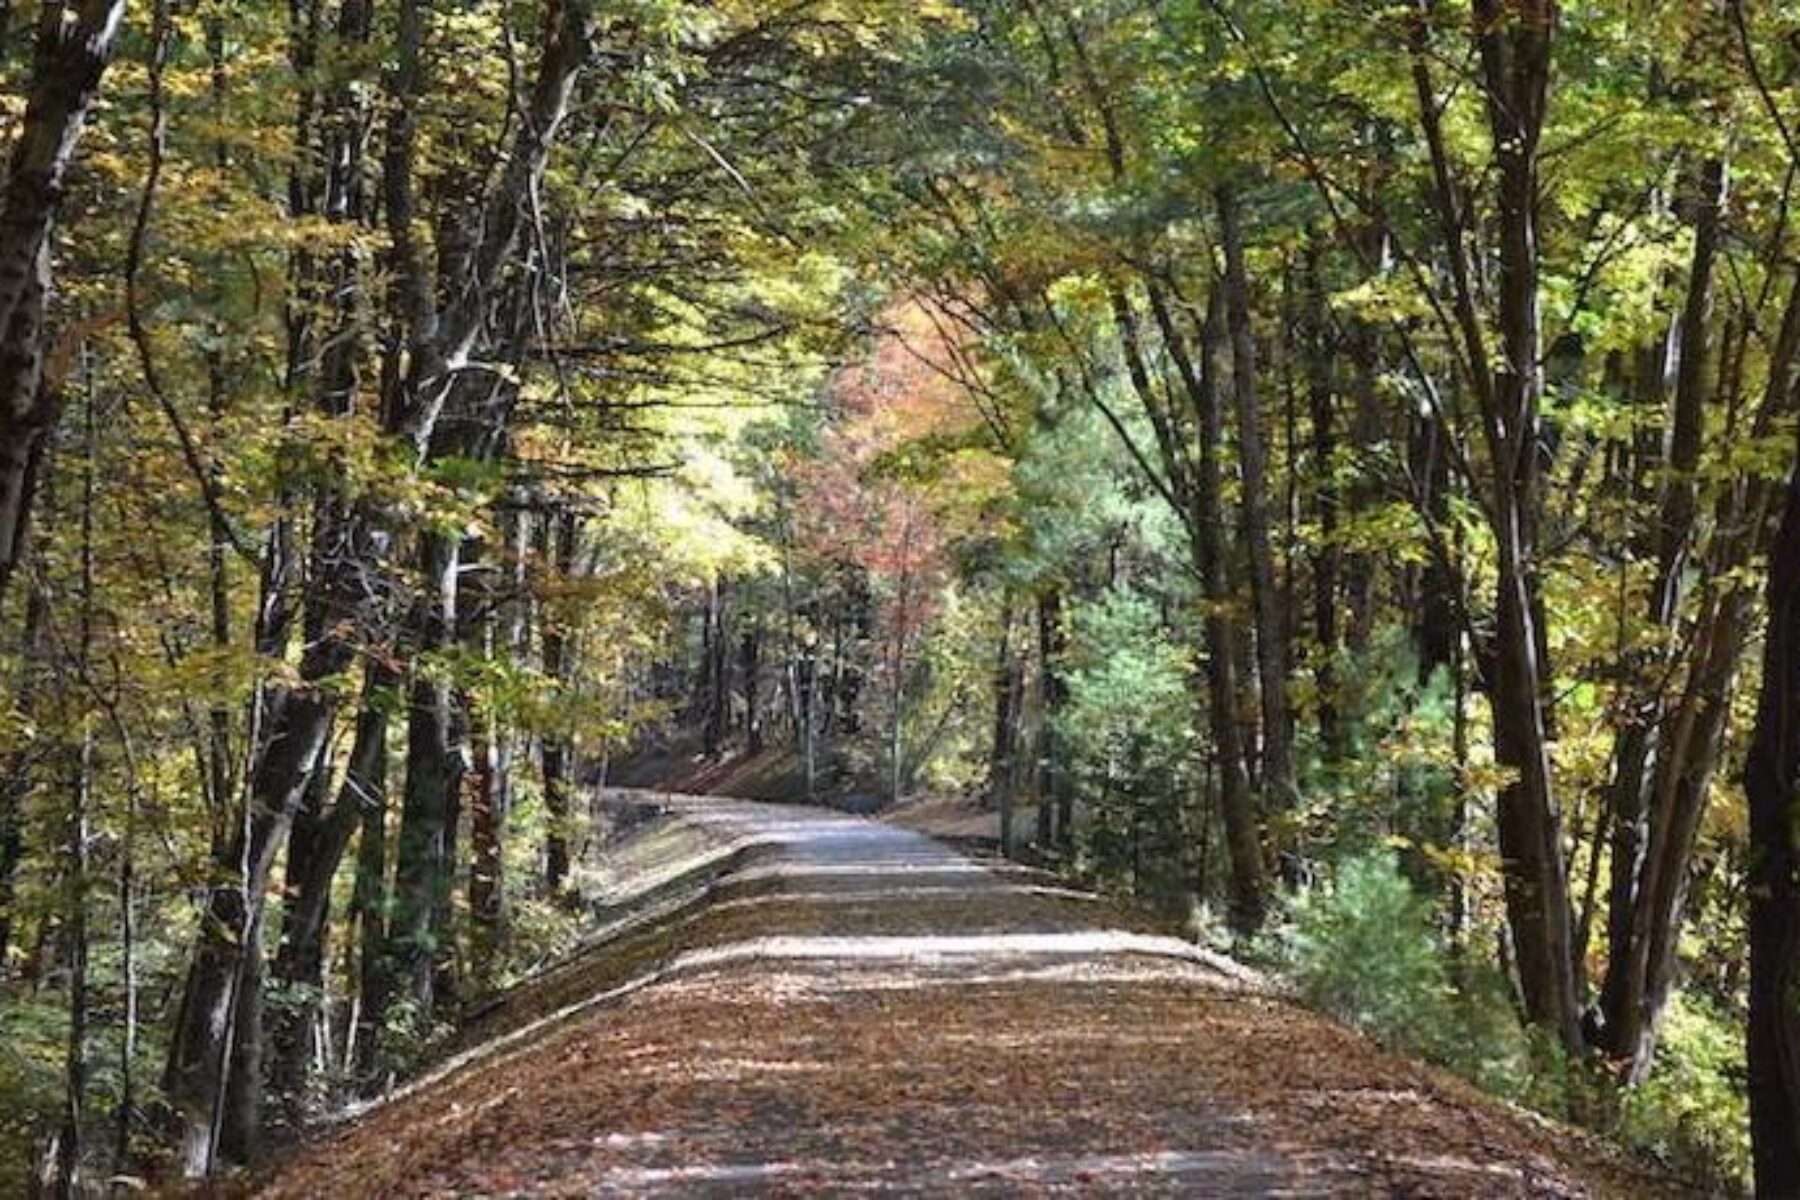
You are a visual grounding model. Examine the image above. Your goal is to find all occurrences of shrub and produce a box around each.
[1269,850,1467,1064]
[1617,994,1749,1194]
[0,997,68,1194]
[1059,589,1197,905]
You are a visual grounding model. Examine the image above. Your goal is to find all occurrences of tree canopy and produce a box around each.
[5,0,1800,1193]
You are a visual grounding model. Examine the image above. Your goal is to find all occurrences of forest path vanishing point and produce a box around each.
[257,793,1673,1198]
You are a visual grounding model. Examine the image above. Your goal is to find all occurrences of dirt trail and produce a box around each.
[257,793,1675,1197]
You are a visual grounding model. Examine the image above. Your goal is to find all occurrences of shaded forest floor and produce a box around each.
[247,793,1681,1198]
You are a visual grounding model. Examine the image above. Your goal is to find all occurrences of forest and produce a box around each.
[4,0,1800,1194]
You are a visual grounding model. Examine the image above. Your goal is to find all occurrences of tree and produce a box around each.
[0,0,125,611]
[1744,406,1800,1198]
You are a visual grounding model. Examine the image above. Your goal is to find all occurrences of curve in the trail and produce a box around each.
[259,792,1672,1198]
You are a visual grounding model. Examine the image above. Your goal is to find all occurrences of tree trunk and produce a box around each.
[116,755,138,1167]
[1197,293,1269,932]
[1597,156,1729,1071]
[539,510,578,893]
[268,663,393,1109]
[1217,183,1298,811]
[387,530,464,1019]
[0,735,25,973]
[1473,0,1583,1057]
[540,737,572,894]
[796,618,818,800]
[989,593,1020,857]
[163,657,349,1174]
[266,763,332,1114]
[0,0,126,611]
[1628,592,1748,1059]
[1744,418,1800,1198]
[349,714,391,1083]
[698,576,729,756]
[1488,414,1581,1052]
[1033,595,1053,847]
[366,0,591,1034]
[467,693,504,988]
[53,707,92,1200]
[1302,245,1343,762]
[217,939,265,1165]
[742,622,763,754]
[1036,590,1071,849]
[888,533,915,807]
[52,389,99,1197]
[1339,323,1384,655]
[0,569,47,973]
[1401,401,1460,893]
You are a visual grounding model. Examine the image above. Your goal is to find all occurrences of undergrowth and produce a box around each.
[1259,850,1746,1196]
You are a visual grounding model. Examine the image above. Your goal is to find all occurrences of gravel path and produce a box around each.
[255,794,1675,1198]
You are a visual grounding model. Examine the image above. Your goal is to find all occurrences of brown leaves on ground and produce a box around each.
[253,801,1678,1198]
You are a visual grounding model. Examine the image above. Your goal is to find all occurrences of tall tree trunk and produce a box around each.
[1339,323,1384,655]
[1302,245,1343,762]
[268,663,393,1110]
[1596,348,1664,1038]
[1597,156,1729,1071]
[163,504,361,1173]
[1411,409,1457,695]
[1474,0,1582,1056]
[115,756,138,1167]
[742,622,763,754]
[1036,590,1071,849]
[53,632,93,1198]
[698,576,729,756]
[216,936,265,1165]
[0,563,47,972]
[1600,298,1788,1077]
[1197,294,1269,932]
[1744,419,1800,1199]
[467,692,504,988]
[349,712,391,1084]
[889,530,915,807]
[365,0,592,1035]
[1034,592,1054,847]
[1628,591,1747,1047]
[795,607,818,800]
[539,510,578,894]
[1402,402,1460,893]
[0,0,126,609]
[836,573,871,735]
[163,708,337,1173]
[0,731,25,973]
[266,763,332,1115]
[387,530,464,1018]
[53,382,97,1197]
[989,593,1020,857]
[53,764,88,1200]
[1217,183,1298,811]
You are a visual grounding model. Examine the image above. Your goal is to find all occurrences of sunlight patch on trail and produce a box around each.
[588,1149,1304,1191]
[619,1056,832,1081]
[653,958,1245,1002]
[671,931,1262,980]
[705,883,1103,912]
[722,861,996,884]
